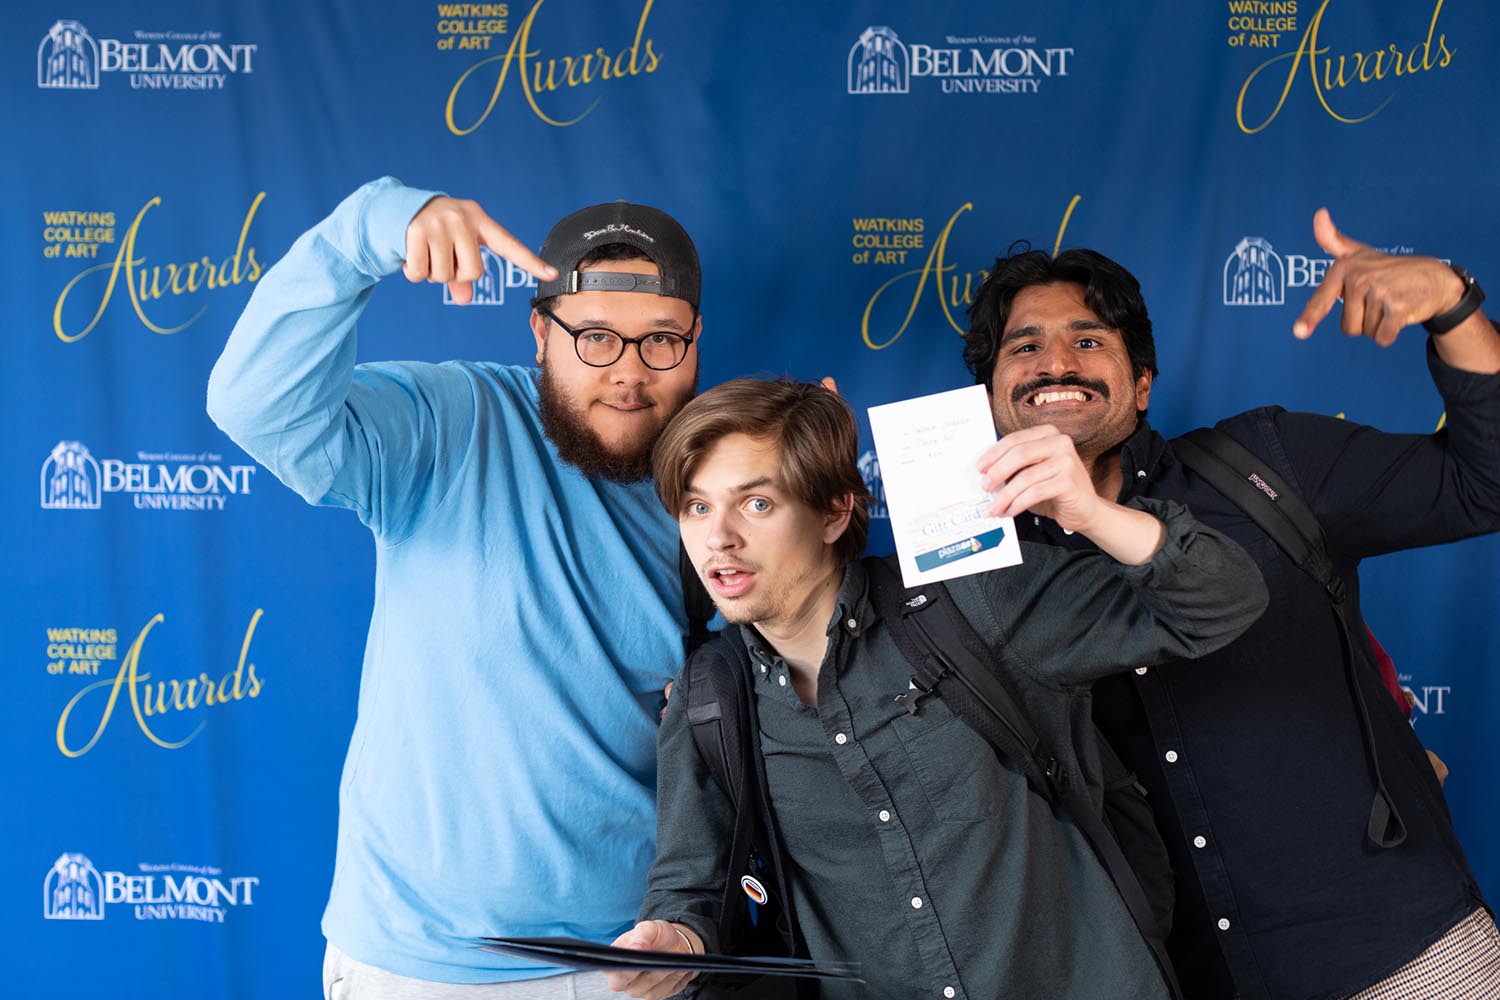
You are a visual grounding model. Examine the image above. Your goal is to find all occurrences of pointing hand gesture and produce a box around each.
[1292,208,1466,347]
[403,197,557,306]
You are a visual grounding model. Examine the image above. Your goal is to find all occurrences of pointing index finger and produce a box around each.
[474,214,557,282]
[1293,278,1341,340]
[1294,210,1348,340]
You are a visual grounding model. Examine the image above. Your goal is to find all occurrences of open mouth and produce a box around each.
[706,566,755,598]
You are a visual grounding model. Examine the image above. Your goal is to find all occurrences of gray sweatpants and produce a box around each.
[323,943,617,1000]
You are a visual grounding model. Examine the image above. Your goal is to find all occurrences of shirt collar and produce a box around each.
[1115,418,1169,501]
[735,559,873,670]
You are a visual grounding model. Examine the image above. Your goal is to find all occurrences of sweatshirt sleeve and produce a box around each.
[205,177,455,537]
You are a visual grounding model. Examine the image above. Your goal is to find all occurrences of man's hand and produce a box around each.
[1292,208,1467,347]
[978,424,1103,532]
[403,197,557,305]
[978,423,1166,564]
[604,920,702,1000]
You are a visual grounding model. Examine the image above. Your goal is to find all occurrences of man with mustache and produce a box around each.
[964,211,1500,999]
[208,178,703,998]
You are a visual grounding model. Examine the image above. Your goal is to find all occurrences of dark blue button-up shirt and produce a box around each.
[1018,343,1500,1000]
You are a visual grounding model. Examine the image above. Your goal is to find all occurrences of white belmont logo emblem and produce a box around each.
[849,26,909,94]
[44,853,105,920]
[1224,237,1286,306]
[41,441,102,509]
[38,20,100,89]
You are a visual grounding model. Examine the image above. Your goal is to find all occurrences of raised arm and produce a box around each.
[972,498,1268,688]
[205,178,555,534]
[1272,211,1500,554]
[1293,208,1500,374]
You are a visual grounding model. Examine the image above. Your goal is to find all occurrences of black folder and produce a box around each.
[478,935,863,982]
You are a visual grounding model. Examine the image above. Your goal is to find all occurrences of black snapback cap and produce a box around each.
[535,200,701,309]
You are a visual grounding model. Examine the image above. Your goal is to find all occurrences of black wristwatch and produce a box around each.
[1423,265,1485,335]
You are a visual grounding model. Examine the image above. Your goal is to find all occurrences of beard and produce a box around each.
[538,363,697,484]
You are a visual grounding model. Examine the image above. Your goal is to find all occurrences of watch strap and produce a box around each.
[1423,265,1485,335]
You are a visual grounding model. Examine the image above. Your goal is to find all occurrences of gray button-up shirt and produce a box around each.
[644,498,1267,999]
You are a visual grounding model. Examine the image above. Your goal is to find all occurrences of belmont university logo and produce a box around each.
[37,19,256,91]
[40,441,256,512]
[847,24,1072,97]
[44,852,259,924]
[1222,234,1412,307]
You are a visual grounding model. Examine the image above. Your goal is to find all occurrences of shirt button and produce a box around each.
[759,664,768,675]
[911,897,923,909]
[878,810,891,822]
[846,618,858,630]
[1193,835,1207,849]
[1217,917,1231,931]
[1134,667,1148,676]
[1137,470,1147,479]
[944,989,956,998]
[835,733,848,745]
[1164,750,1180,764]
[777,675,787,687]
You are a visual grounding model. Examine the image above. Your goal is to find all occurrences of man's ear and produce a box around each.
[823,491,856,544]
[530,309,548,364]
[1134,369,1153,412]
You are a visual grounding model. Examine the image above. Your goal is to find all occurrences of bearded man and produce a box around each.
[208,178,704,1000]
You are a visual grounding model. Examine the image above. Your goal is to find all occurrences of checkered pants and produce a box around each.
[1343,908,1500,1000]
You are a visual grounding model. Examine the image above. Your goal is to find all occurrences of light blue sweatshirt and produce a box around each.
[207,178,686,982]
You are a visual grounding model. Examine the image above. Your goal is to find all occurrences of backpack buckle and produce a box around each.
[894,676,936,715]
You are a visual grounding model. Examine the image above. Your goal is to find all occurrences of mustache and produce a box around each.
[1011,374,1111,404]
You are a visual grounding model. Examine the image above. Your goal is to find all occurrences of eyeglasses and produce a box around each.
[540,308,696,371]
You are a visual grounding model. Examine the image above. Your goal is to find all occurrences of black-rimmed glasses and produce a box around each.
[540,308,696,371]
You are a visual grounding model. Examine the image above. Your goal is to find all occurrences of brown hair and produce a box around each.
[652,378,873,567]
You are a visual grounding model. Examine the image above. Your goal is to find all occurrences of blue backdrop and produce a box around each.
[5,2,1498,996]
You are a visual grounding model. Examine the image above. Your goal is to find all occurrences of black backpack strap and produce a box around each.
[683,630,801,966]
[1173,427,1406,849]
[865,557,1056,796]
[864,558,1183,1000]
[681,540,717,657]
[1173,429,1341,600]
